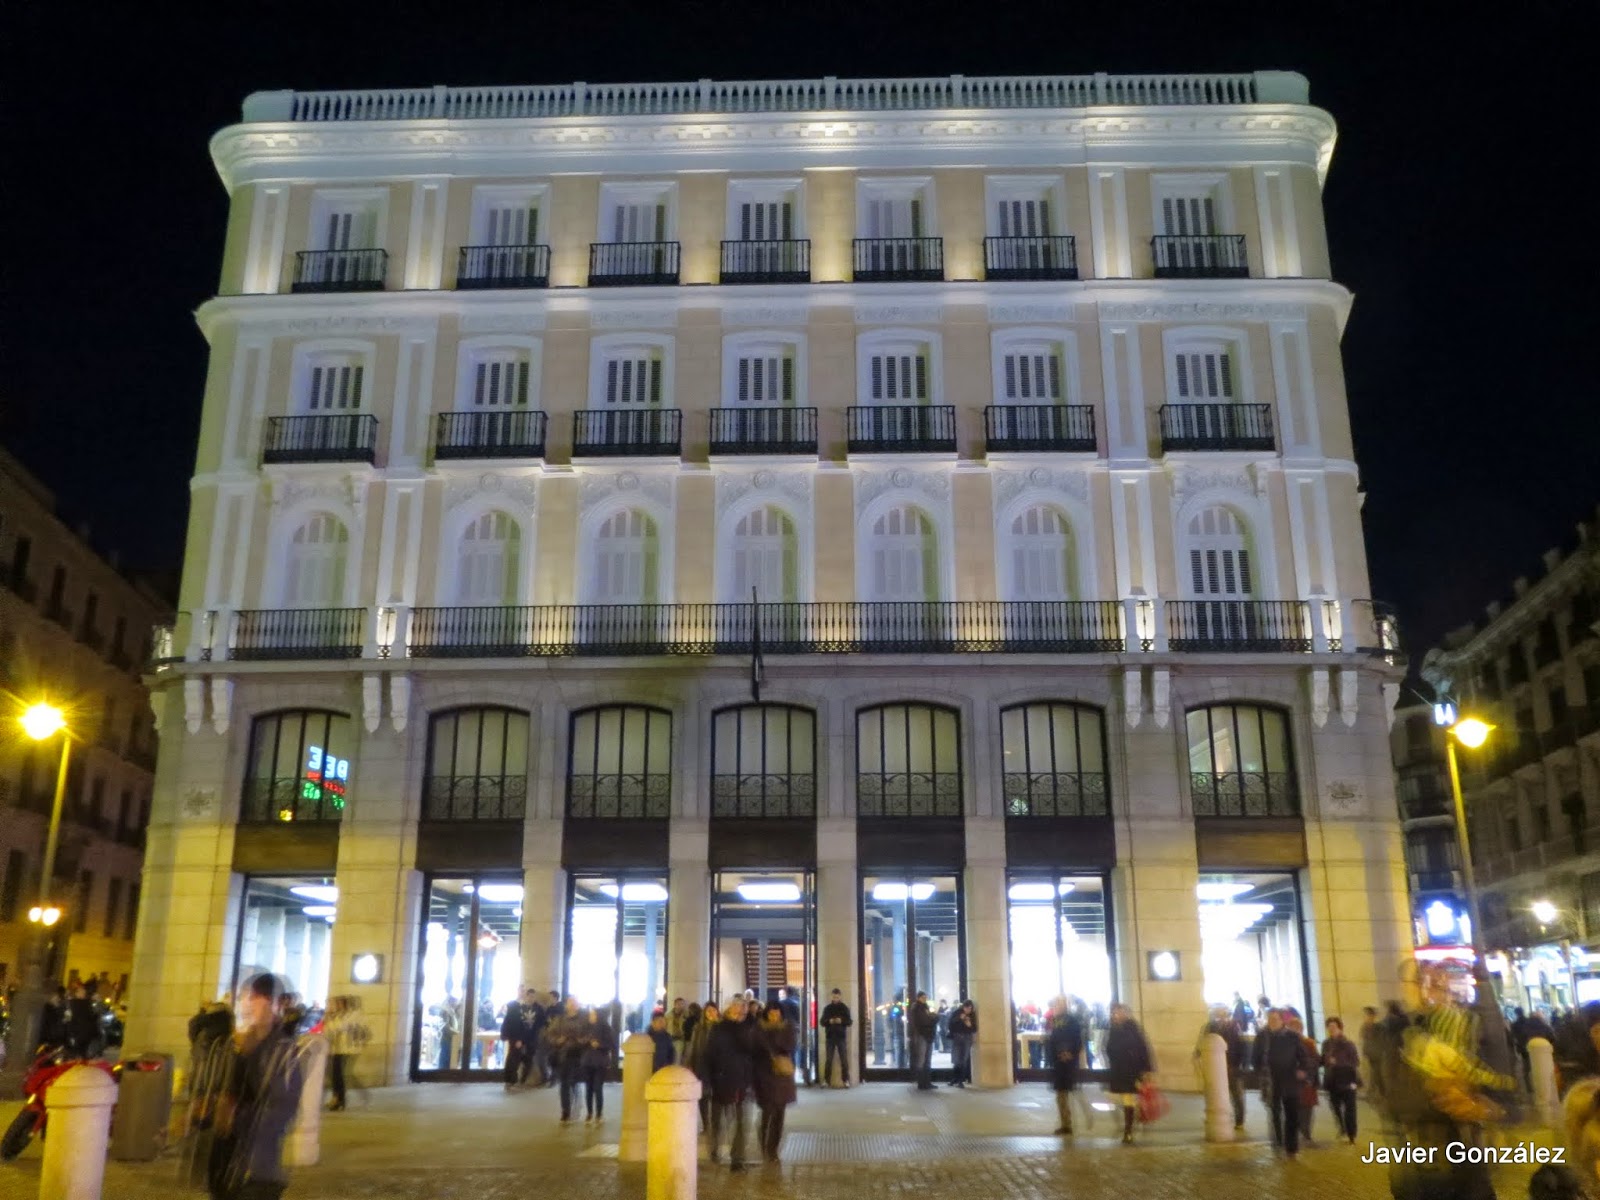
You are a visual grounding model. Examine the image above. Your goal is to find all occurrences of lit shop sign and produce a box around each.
[303,745,350,809]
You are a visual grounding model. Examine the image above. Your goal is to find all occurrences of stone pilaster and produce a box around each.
[666,818,710,1004]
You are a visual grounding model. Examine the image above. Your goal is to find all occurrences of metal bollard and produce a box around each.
[645,1066,701,1200]
[40,1065,118,1200]
[620,1032,654,1163]
[1200,1033,1235,1143]
[1528,1037,1559,1125]
[285,1035,330,1167]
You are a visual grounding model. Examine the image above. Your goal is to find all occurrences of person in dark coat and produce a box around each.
[819,989,853,1088]
[546,996,587,1122]
[649,1012,675,1072]
[753,1005,798,1164]
[908,992,937,1090]
[1195,1004,1245,1130]
[948,1000,977,1088]
[500,992,529,1091]
[685,1001,719,1133]
[1321,1016,1362,1144]
[705,998,755,1169]
[579,1008,617,1121]
[1262,1008,1317,1157]
[1104,1002,1154,1144]
[204,973,305,1200]
[1044,997,1085,1134]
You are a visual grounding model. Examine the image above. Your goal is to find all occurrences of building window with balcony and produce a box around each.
[423,707,530,820]
[460,185,549,288]
[855,179,941,281]
[723,181,809,283]
[567,705,672,819]
[283,514,349,608]
[1150,175,1246,278]
[437,340,546,460]
[724,504,801,604]
[587,508,661,605]
[986,332,1094,452]
[1000,702,1108,817]
[455,511,522,607]
[711,704,816,817]
[1186,704,1299,817]
[264,344,378,464]
[984,176,1076,280]
[856,703,962,817]
[576,337,680,456]
[864,504,942,603]
[241,709,354,823]
[296,191,387,292]
[591,183,679,285]
[726,337,801,408]
[1159,334,1272,452]
[851,332,953,453]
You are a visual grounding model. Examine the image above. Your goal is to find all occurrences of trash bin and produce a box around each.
[110,1053,173,1161]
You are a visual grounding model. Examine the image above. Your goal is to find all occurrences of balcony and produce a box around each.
[263,415,378,465]
[1151,234,1248,279]
[405,600,1126,658]
[852,238,943,282]
[456,243,551,289]
[711,774,816,818]
[984,405,1096,453]
[846,405,957,454]
[983,235,1078,281]
[1190,770,1300,817]
[1167,600,1313,653]
[435,410,547,461]
[291,248,388,293]
[423,774,527,821]
[720,240,811,284]
[708,408,817,456]
[572,409,682,458]
[228,608,365,661]
[1158,403,1274,452]
[241,777,344,824]
[588,241,681,287]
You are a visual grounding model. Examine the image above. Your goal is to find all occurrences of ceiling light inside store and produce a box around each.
[1008,883,1056,902]
[1199,902,1274,939]
[872,883,936,902]
[290,885,338,903]
[302,905,336,917]
[599,883,670,902]
[476,884,525,903]
[737,882,802,903]
[1196,882,1254,901]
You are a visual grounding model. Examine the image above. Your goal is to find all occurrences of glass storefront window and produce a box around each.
[860,873,964,1078]
[1000,704,1109,817]
[1186,705,1298,817]
[233,876,337,1011]
[1197,871,1308,1030]
[413,875,524,1077]
[241,710,354,823]
[567,707,672,818]
[711,706,816,817]
[1007,873,1113,1076]
[857,705,962,817]
[565,875,669,1058]
[423,707,530,820]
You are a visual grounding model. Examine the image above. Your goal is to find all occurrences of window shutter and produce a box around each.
[606,359,620,406]
[737,358,751,404]
[909,197,923,237]
[514,360,529,407]
[1204,355,1219,399]
[1218,352,1234,399]
[1175,354,1190,399]
[527,207,538,245]
[1202,196,1216,235]
[1204,549,1219,595]
[1047,352,1062,401]
[750,357,764,403]
[1222,551,1237,595]
[1038,198,1051,236]
[1237,549,1253,595]
[740,202,751,242]
[1162,198,1177,236]
[612,206,626,243]
[781,201,793,240]
[654,203,667,242]
[871,356,884,402]
[648,357,662,406]
[780,355,794,404]
[1003,355,1017,401]
[914,354,927,401]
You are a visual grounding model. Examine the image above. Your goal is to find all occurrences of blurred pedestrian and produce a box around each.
[1045,996,1086,1134]
[1321,1016,1360,1144]
[754,1004,797,1164]
[1105,1002,1154,1145]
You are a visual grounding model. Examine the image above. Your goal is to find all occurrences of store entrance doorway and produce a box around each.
[710,870,816,1081]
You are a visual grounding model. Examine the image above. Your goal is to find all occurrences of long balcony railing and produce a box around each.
[456,243,551,289]
[291,248,388,292]
[406,600,1126,657]
[847,405,957,454]
[435,410,547,460]
[1167,600,1313,653]
[588,241,681,286]
[720,239,811,284]
[983,235,1078,281]
[229,608,365,661]
[1158,403,1274,452]
[708,407,818,456]
[852,237,943,282]
[984,405,1096,453]
[1151,234,1249,278]
[263,415,378,464]
[572,409,682,457]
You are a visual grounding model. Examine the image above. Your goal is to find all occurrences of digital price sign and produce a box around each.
[302,744,350,809]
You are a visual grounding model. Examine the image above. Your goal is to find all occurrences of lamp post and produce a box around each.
[0,703,72,1098]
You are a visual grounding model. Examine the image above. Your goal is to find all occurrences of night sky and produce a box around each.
[1,2,1591,650]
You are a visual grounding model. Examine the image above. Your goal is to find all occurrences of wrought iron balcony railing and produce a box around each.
[984,405,1096,453]
[846,405,957,454]
[456,243,551,289]
[435,410,548,460]
[1003,772,1109,818]
[229,608,365,661]
[406,600,1126,657]
[983,235,1078,281]
[241,776,345,823]
[568,774,672,819]
[1190,770,1300,817]
[422,775,528,820]
[263,415,378,464]
[1167,600,1313,653]
[857,771,962,817]
[1151,234,1248,278]
[588,241,681,286]
[708,407,818,456]
[852,237,944,282]
[711,774,817,818]
[1158,403,1274,452]
[291,248,388,292]
[572,409,683,457]
[720,239,811,284]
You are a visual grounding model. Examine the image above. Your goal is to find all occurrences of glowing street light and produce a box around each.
[1450,717,1494,750]
[1430,708,1496,969]
[19,703,65,741]
[1532,900,1559,926]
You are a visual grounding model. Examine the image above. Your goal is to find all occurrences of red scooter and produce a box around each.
[1,1047,119,1161]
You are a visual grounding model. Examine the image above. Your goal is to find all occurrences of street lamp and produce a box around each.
[0,703,73,1097]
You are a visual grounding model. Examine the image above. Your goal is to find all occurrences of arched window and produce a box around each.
[589,509,659,604]
[866,505,939,602]
[423,707,529,820]
[1184,507,1252,599]
[1000,703,1107,817]
[856,703,961,817]
[1186,704,1298,817]
[457,511,521,606]
[711,704,816,817]
[567,705,672,818]
[1005,505,1074,601]
[284,514,349,608]
[242,710,353,823]
[728,505,798,603]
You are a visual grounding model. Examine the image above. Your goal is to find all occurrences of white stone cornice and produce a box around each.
[1098,301,1307,322]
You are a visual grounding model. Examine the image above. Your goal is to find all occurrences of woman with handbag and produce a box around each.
[1104,1002,1155,1145]
[753,1005,798,1164]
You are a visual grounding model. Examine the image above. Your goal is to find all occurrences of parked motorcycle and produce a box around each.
[0,1047,118,1161]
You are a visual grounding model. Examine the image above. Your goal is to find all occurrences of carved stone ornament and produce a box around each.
[248,314,438,338]
[990,465,1093,514]
[1169,465,1258,507]
[578,468,676,515]
[1123,668,1144,730]
[1097,302,1307,322]
[723,304,808,327]
[987,303,1076,325]
[1309,667,1330,729]
[390,674,412,733]
[184,679,205,735]
[460,309,547,333]
[1151,668,1171,729]
[363,675,383,734]
[1325,779,1364,816]
[1339,667,1359,728]
[852,465,952,517]
[445,471,539,515]
[854,304,942,326]
[210,678,234,736]
[182,788,218,819]
[714,467,813,519]
[267,472,371,522]
[589,306,677,330]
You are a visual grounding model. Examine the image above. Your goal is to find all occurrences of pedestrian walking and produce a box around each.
[686,1001,718,1132]
[1045,996,1085,1134]
[666,997,688,1065]
[908,991,937,1090]
[819,989,853,1087]
[948,999,977,1087]
[580,1007,616,1121]
[1195,1004,1245,1131]
[324,996,369,1111]
[500,990,530,1091]
[1261,1008,1316,1158]
[754,1005,798,1164]
[706,998,755,1170]
[1104,1002,1154,1145]
[1321,1016,1361,1144]
[1287,1013,1320,1144]
[548,996,587,1122]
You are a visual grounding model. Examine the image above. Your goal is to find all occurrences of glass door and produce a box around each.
[411,875,525,1080]
[565,874,669,1064]
[709,871,816,1081]
[1006,873,1114,1081]
[859,873,965,1081]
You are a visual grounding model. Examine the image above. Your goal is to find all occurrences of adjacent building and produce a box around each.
[0,446,168,997]
[1386,687,1471,959]
[1424,509,1600,1011]
[134,70,1408,1087]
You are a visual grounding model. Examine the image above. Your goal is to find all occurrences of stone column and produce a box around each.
[522,817,567,995]
[666,819,709,1005]
[816,817,858,1082]
[964,816,1012,1089]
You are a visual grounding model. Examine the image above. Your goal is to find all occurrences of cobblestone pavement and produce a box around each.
[0,1082,1561,1199]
